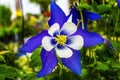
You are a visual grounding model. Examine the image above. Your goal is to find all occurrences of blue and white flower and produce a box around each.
[20,0,104,78]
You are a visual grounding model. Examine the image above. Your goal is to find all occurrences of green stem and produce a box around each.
[20,0,24,44]
[58,62,64,80]
[113,9,120,41]
[105,14,108,37]
[80,9,84,29]
[117,9,120,23]
[77,20,82,28]
[62,65,64,80]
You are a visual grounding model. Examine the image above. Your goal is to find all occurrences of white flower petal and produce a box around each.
[48,23,60,36]
[67,35,84,50]
[55,46,73,58]
[60,22,77,36]
[42,36,56,51]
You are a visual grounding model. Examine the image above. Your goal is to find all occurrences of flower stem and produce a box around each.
[117,9,120,24]
[117,9,120,63]
[77,20,82,28]
[20,0,24,44]
[113,8,120,41]
[58,62,64,80]
[80,9,84,29]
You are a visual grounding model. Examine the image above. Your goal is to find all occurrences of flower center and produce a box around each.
[55,35,67,46]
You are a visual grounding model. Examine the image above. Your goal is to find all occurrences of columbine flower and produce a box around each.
[21,0,83,78]
[20,0,104,78]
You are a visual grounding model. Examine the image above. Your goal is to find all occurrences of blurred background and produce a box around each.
[0,0,120,80]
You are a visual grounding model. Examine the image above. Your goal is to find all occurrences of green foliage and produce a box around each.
[0,26,19,38]
[0,55,5,62]
[24,18,40,37]
[79,3,92,10]
[96,63,109,71]
[0,5,11,26]
[97,5,111,14]
[29,47,42,68]
[110,40,120,52]
[0,65,19,80]
[115,23,120,33]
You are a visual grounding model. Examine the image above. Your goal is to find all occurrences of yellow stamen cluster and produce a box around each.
[55,35,67,46]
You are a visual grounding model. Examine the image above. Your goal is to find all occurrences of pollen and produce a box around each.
[55,35,67,46]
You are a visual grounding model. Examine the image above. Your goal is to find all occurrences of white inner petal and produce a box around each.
[60,22,77,36]
[48,23,60,36]
[55,46,73,58]
[67,35,84,50]
[42,36,56,51]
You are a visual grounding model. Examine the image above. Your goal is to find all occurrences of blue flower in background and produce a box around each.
[68,8,101,30]
[20,0,104,78]
[68,7,104,47]
[117,0,120,8]
[17,51,26,58]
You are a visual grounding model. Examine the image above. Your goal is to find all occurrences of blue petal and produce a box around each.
[117,0,120,8]
[68,8,80,25]
[48,0,67,28]
[87,12,101,20]
[17,51,26,57]
[82,9,89,30]
[37,48,58,78]
[68,8,88,30]
[80,17,88,30]
[20,30,49,53]
[73,28,104,47]
[61,49,82,75]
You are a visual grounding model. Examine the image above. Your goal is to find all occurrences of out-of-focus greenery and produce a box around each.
[0,5,11,26]
[0,0,120,80]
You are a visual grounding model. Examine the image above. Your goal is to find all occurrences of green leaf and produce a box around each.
[5,67,18,78]
[0,75,5,80]
[96,63,109,71]
[0,65,7,74]
[79,3,92,10]
[112,63,120,69]
[29,47,42,68]
[97,5,111,14]
[0,55,5,62]
[115,23,120,33]
[0,65,19,79]
[118,72,120,80]
[110,40,120,52]
[20,73,45,80]
[0,28,4,37]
